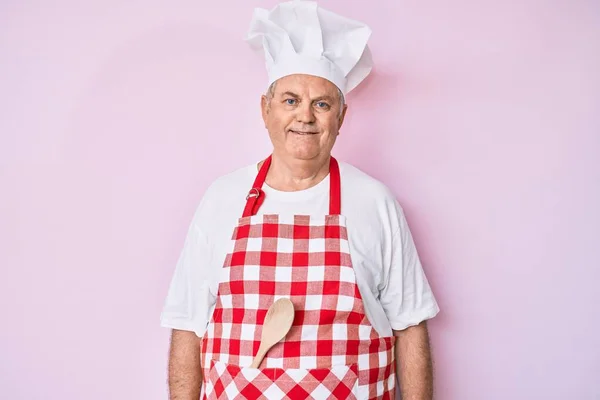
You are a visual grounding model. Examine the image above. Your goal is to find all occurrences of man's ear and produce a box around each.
[261,95,269,128]
[338,104,348,131]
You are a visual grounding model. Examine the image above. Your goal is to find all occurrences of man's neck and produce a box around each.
[261,153,331,192]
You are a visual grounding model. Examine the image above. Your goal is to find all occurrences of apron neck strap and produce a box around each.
[242,155,341,217]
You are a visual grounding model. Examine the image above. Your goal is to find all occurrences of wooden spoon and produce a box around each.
[250,298,295,369]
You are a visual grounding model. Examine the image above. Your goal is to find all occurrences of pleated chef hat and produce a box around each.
[245,0,373,95]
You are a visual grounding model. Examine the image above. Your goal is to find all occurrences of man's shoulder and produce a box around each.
[190,163,255,225]
[202,163,256,199]
[338,159,406,239]
[338,160,398,202]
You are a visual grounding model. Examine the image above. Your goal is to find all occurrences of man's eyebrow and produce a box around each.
[279,92,336,102]
[313,95,335,102]
[280,91,300,98]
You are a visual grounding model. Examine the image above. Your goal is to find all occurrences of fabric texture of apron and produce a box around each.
[200,156,396,399]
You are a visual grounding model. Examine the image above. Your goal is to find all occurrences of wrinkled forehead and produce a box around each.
[272,74,341,99]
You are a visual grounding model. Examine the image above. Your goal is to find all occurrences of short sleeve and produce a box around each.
[379,208,440,331]
[160,220,215,336]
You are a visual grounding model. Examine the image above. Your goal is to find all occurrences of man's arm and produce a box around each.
[394,321,434,400]
[168,329,203,400]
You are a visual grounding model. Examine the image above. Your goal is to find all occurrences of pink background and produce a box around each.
[1,0,599,399]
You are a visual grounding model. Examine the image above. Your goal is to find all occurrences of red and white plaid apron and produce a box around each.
[201,156,396,399]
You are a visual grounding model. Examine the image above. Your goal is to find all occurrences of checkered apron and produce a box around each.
[200,156,396,399]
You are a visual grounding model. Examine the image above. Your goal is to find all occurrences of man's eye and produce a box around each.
[285,99,297,105]
[316,102,329,108]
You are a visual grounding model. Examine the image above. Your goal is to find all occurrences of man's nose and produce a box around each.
[296,102,316,124]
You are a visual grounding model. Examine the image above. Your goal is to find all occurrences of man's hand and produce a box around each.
[394,321,434,400]
[168,329,202,400]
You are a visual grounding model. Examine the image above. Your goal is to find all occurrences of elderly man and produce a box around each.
[160,1,439,399]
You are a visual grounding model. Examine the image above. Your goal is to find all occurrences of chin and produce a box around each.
[287,147,321,161]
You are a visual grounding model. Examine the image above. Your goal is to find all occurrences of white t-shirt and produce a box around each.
[160,160,439,337]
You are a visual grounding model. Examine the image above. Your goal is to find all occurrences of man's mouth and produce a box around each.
[290,130,319,135]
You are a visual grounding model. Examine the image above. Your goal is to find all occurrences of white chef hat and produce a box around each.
[245,0,373,95]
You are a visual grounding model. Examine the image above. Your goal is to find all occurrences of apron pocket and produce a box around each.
[204,359,358,400]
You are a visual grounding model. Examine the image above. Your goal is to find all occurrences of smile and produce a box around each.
[290,130,318,135]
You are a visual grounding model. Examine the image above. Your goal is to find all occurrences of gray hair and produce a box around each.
[265,80,345,117]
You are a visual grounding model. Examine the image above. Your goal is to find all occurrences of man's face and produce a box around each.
[261,74,347,162]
